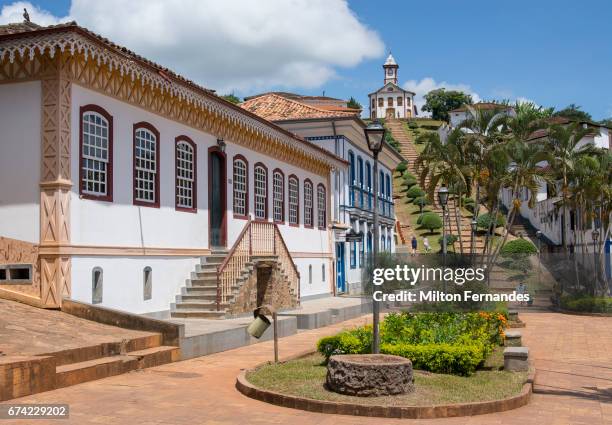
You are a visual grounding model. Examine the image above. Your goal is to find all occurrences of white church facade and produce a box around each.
[368,54,415,120]
[0,21,346,318]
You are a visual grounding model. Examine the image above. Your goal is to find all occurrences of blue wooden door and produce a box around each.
[336,243,346,293]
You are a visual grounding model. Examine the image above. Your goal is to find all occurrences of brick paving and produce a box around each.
[1,312,611,424]
[0,299,155,356]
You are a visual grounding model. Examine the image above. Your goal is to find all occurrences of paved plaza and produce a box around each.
[1,312,611,424]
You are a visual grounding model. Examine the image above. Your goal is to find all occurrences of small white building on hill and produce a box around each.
[368,54,415,120]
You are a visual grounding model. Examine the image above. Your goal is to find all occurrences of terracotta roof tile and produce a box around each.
[240,93,358,121]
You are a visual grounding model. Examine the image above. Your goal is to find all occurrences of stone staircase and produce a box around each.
[386,119,486,252]
[171,250,228,319]
[171,221,300,319]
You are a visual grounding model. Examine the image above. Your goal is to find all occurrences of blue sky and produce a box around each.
[2,0,610,119]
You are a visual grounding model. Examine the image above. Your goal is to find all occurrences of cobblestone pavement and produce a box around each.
[1,312,611,424]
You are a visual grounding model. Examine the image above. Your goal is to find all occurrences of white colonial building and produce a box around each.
[368,54,415,120]
[0,20,347,318]
[242,93,403,294]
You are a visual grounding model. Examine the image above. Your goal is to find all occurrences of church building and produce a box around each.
[368,54,415,120]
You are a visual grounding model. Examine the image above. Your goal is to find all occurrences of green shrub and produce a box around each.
[408,121,418,129]
[396,162,408,176]
[406,185,425,199]
[420,212,442,233]
[462,197,475,206]
[403,171,416,180]
[560,296,612,313]
[316,327,372,361]
[476,212,505,230]
[500,238,537,255]
[413,196,430,208]
[402,176,417,188]
[438,234,458,247]
[381,342,485,376]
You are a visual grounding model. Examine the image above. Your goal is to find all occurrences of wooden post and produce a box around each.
[273,311,279,363]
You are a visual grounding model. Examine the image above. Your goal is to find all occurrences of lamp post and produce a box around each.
[437,187,449,287]
[470,219,477,257]
[592,229,600,295]
[364,121,385,354]
[536,230,542,291]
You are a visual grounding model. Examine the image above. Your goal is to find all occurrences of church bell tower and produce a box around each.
[383,53,398,85]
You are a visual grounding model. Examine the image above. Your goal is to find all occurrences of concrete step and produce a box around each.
[55,346,179,389]
[179,293,225,302]
[183,286,217,295]
[174,301,229,309]
[170,310,226,319]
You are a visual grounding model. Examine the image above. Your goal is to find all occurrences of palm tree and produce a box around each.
[416,130,469,253]
[546,123,599,255]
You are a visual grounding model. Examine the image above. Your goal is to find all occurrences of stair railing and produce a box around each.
[216,219,300,310]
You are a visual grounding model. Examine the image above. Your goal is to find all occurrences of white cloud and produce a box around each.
[2,1,385,94]
[403,77,481,117]
[0,1,65,26]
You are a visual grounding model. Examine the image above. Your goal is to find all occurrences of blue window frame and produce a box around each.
[387,236,392,252]
[350,241,356,269]
[357,157,364,207]
[366,162,372,210]
[359,234,364,267]
[348,151,355,206]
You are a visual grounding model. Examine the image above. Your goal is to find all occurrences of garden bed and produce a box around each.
[239,351,533,418]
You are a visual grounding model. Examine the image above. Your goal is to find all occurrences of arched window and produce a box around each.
[233,155,248,218]
[348,151,355,206]
[397,96,403,106]
[273,169,285,223]
[381,234,386,251]
[143,266,152,300]
[308,264,313,284]
[387,236,392,252]
[288,175,299,226]
[133,123,160,207]
[80,105,113,201]
[175,136,196,212]
[371,98,375,108]
[366,162,372,210]
[254,163,268,220]
[357,156,364,207]
[317,184,326,229]
[304,179,313,228]
[386,174,391,216]
[92,267,103,304]
[377,98,383,107]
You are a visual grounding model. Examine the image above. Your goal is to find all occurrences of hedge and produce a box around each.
[420,212,442,233]
[402,176,417,188]
[476,212,506,230]
[500,238,537,255]
[406,185,425,199]
[560,296,612,313]
[381,342,486,376]
[438,234,458,247]
[413,196,430,208]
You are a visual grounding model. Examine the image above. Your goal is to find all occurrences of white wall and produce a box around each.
[295,257,331,298]
[0,81,41,243]
[71,256,198,314]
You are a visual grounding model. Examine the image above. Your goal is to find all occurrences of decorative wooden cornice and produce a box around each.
[0,29,346,176]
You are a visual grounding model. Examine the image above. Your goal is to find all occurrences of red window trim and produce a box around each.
[288,174,300,227]
[232,154,249,220]
[174,135,197,213]
[272,168,285,224]
[317,183,327,230]
[133,122,161,208]
[304,178,314,229]
[79,104,113,202]
[253,162,269,221]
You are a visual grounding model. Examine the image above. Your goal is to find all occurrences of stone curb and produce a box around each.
[235,357,536,419]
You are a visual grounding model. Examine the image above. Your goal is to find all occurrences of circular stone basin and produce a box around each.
[325,354,414,397]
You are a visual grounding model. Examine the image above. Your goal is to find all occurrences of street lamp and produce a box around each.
[470,219,477,257]
[536,230,543,291]
[437,186,449,278]
[593,229,600,295]
[364,121,385,355]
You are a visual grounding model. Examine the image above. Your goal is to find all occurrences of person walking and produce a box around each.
[411,235,418,256]
[423,236,431,253]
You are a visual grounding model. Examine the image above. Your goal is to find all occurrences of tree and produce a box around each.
[421,89,473,122]
[553,104,592,122]
[546,122,599,255]
[347,97,362,110]
[599,117,612,127]
[420,212,443,234]
[221,93,240,104]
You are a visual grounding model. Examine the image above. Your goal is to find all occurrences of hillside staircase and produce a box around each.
[386,119,486,252]
[171,220,300,319]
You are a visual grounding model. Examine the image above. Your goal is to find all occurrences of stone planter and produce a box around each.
[325,354,414,397]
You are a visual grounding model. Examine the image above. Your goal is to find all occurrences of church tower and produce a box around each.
[383,53,398,85]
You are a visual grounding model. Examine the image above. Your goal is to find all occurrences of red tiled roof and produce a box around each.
[240,93,358,121]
